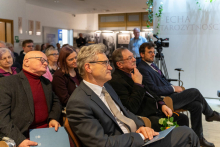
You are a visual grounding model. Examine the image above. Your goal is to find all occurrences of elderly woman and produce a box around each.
[0,48,20,78]
[45,47,59,74]
[52,45,82,107]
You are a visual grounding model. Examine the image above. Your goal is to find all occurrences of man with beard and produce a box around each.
[138,42,220,147]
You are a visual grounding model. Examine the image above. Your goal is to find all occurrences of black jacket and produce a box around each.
[108,68,164,117]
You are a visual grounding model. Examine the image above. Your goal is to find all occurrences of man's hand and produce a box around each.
[18,139,38,147]
[49,119,61,132]
[136,127,159,140]
[131,68,143,84]
[173,86,183,93]
[162,105,173,117]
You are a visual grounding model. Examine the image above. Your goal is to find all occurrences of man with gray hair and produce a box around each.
[0,41,6,48]
[128,28,147,66]
[66,44,199,147]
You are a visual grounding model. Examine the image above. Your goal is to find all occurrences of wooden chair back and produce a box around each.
[64,118,82,147]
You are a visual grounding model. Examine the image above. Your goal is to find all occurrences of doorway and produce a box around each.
[0,19,14,44]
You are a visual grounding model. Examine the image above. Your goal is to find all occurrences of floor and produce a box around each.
[184,99,220,147]
[202,99,220,147]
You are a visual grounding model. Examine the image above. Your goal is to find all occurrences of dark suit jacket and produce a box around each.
[108,68,163,117]
[15,53,25,70]
[0,71,62,145]
[66,81,145,147]
[76,37,86,47]
[138,60,173,96]
[52,69,82,106]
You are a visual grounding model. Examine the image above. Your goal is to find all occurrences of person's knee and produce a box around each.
[188,88,201,95]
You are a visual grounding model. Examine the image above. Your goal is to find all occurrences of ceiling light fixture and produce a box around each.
[54,1,59,3]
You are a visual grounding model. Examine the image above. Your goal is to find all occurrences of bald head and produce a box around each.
[23,51,48,76]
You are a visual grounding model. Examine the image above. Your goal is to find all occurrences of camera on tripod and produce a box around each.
[153,34,169,53]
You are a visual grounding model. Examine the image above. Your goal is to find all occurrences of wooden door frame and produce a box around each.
[0,18,14,45]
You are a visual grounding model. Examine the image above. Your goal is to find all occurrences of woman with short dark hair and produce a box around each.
[52,45,82,106]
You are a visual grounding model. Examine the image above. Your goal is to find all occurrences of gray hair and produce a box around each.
[0,41,6,47]
[6,42,13,48]
[0,48,14,60]
[45,47,58,56]
[112,48,128,69]
[133,28,140,32]
[77,43,106,78]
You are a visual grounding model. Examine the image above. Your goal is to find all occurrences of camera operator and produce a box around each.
[128,28,147,66]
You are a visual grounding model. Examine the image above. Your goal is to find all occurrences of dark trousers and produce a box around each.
[169,88,213,138]
[148,112,189,132]
[146,126,200,147]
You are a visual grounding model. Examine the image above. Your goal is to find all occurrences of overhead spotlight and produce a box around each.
[54,0,59,3]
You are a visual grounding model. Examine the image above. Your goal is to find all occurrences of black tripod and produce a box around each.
[154,52,184,86]
[154,52,169,79]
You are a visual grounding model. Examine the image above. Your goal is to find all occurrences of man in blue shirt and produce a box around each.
[128,28,147,66]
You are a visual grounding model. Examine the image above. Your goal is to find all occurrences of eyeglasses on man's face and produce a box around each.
[28,57,48,64]
[89,60,110,67]
[120,55,136,61]
[26,45,34,48]
[48,53,59,56]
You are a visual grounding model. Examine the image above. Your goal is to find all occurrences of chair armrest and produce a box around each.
[0,137,16,147]
[139,116,151,128]
[162,96,174,111]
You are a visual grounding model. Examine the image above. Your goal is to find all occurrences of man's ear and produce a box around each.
[116,61,123,69]
[23,58,29,67]
[140,52,144,58]
[84,63,92,74]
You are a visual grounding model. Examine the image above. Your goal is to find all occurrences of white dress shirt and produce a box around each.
[83,80,145,140]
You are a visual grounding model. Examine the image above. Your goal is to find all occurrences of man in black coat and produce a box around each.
[108,48,189,132]
[76,33,86,47]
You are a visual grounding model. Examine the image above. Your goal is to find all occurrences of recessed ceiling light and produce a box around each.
[54,1,59,3]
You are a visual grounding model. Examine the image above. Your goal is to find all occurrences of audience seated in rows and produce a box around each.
[0,51,62,147]
[45,46,59,75]
[138,42,220,147]
[66,44,200,147]
[108,48,189,132]
[16,40,34,70]
[0,48,19,78]
[52,45,82,107]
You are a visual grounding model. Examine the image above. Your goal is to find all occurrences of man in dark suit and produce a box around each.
[66,44,199,147]
[108,48,189,131]
[0,51,62,147]
[15,40,34,70]
[76,33,86,47]
[138,42,220,147]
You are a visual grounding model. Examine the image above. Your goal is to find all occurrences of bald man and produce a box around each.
[0,51,62,147]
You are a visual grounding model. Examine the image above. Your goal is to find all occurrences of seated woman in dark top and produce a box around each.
[45,46,59,75]
[52,45,82,107]
[0,48,20,78]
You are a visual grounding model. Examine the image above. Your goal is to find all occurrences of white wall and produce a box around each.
[154,0,220,98]
[0,0,98,52]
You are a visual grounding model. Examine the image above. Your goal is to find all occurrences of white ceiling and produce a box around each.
[26,0,149,14]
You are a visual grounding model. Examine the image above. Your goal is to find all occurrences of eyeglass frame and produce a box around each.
[28,57,48,64]
[119,55,136,62]
[48,53,59,56]
[89,60,111,67]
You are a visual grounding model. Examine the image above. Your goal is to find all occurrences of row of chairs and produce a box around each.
[0,96,188,147]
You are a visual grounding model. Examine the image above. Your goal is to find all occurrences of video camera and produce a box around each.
[153,34,169,53]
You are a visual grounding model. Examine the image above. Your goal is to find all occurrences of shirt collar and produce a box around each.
[145,60,153,66]
[83,80,103,97]
[0,67,17,74]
